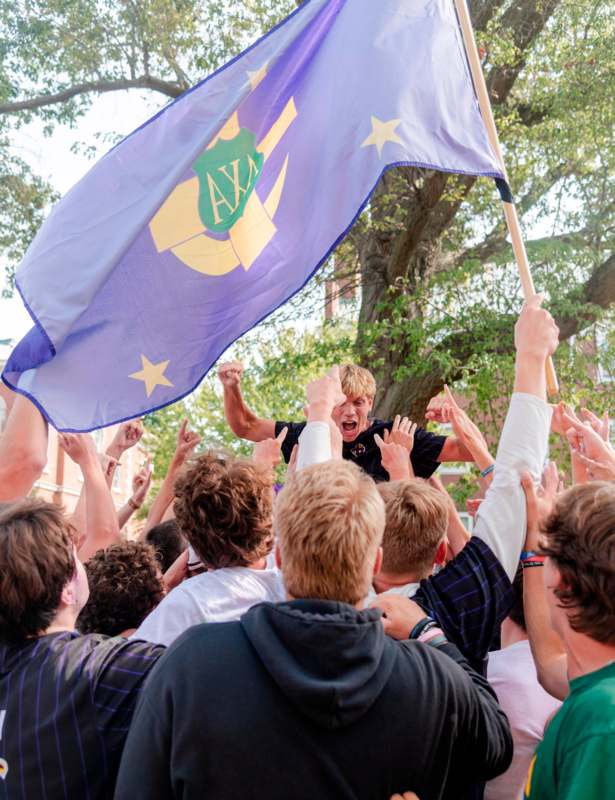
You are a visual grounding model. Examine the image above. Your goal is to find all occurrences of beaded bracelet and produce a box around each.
[480,464,495,478]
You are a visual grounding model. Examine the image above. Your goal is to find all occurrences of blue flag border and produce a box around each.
[2,0,507,432]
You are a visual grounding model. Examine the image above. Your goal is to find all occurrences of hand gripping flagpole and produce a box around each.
[453,0,559,395]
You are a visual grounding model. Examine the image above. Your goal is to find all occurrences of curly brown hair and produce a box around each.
[173,451,274,570]
[77,542,165,636]
[541,481,615,644]
[0,499,75,641]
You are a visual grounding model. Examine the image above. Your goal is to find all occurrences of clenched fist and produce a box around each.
[218,361,244,389]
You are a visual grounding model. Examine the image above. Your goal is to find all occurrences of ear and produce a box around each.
[434,540,447,567]
[275,544,282,570]
[60,579,77,608]
[366,396,374,413]
[372,546,383,577]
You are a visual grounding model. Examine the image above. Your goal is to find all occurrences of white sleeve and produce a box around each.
[473,393,552,581]
[296,421,331,470]
[130,587,202,648]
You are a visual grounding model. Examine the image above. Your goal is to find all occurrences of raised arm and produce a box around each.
[471,295,559,580]
[141,419,201,539]
[521,473,569,701]
[60,433,121,561]
[118,460,152,529]
[295,366,347,470]
[0,389,48,501]
[218,361,275,441]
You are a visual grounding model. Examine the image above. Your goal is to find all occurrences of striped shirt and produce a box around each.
[0,631,163,800]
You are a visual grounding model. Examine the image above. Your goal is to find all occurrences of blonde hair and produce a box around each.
[339,363,377,400]
[378,480,448,576]
[275,461,385,604]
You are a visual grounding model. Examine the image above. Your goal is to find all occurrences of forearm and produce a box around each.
[523,567,569,701]
[118,502,136,530]
[513,352,547,401]
[223,385,264,440]
[78,458,122,561]
[0,393,48,501]
[446,510,471,557]
[297,421,331,470]
[142,461,182,537]
[473,394,552,580]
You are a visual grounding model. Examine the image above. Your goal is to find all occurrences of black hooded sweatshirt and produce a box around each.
[114,601,512,800]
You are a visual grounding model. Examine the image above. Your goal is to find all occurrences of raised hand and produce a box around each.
[252,427,287,470]
[306,365,346,409]
[563,411,613,465]
[580,407,611,443]
[98,452,119,483]
[107,418,144,459]
[59,432,98,467]
[174,419,202,464]
[520,461,560,548]
[385,415,417,452]
[131,459,153,506]
[217,360,244,388]
[374,433,413,481]
[442,386,485,450]
[425,392,448,423]
[514,294,559,360]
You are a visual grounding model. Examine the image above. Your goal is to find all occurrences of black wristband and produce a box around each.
[409,617,437,640]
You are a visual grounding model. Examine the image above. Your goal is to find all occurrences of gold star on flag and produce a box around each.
[247,63,268,90]
[129,355,173,397]
[361,116,403,158]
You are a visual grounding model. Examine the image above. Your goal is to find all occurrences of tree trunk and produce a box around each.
[356,0,563,420]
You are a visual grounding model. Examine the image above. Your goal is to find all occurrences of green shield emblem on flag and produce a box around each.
[193,128,264,233]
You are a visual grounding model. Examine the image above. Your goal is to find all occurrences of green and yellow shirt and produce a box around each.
[525,661,615,800]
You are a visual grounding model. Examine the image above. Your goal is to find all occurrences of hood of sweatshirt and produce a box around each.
[241,599,397,730]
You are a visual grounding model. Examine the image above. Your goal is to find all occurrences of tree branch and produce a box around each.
[555,253,615,340]
[0,76,183,114]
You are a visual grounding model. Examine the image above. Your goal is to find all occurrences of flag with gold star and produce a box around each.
[3,0,505,431]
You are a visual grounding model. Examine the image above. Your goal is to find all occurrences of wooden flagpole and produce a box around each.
[452,0,559,395]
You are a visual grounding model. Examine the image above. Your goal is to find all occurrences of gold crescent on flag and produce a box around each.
[149,98,297,276]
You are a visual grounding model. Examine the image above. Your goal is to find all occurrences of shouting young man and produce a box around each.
[218,361,471,480]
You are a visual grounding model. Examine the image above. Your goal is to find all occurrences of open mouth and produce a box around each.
[342,421,358,434]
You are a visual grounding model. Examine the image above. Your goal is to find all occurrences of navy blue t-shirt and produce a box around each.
[275,418,446,481]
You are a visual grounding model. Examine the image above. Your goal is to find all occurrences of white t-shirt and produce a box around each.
[133,555,285,647]
[485,639,561,800]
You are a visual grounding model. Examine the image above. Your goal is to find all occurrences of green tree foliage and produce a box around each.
[142,319,355,480]
[2,0,614,480]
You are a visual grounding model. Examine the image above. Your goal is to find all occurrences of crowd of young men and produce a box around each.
[0,294,614,800]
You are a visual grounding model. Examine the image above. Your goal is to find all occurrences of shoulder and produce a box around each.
[563,672,615,737]
[142,620,245,688]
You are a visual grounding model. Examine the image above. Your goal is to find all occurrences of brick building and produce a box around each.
[1,346,144,529]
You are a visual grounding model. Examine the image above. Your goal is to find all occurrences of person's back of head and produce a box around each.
[173,450,274,570]
[0,499,77,641]
[377,480,449,579]
[275,460,385,605]
[77,541,165,636]
[541,481,615,644]
[145,519,186,572]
